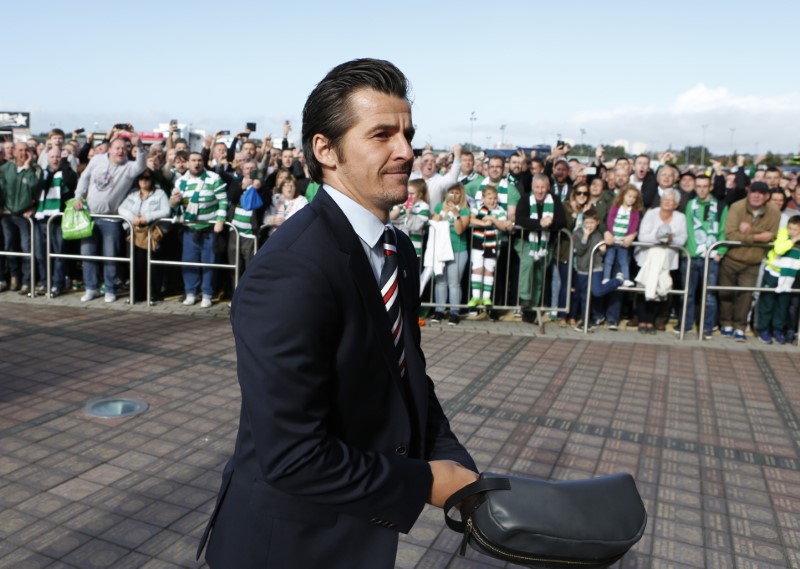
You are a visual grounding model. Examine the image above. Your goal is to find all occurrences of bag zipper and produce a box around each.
[463,518,615,567]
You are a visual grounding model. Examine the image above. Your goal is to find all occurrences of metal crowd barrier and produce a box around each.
[699,240,800,343]
[417,222,574,332]
[145,218,241,304]
[45,213,135,304]
[582,240,692,339]
[0,212,36,299]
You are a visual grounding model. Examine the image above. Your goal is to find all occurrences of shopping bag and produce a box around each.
[240,185,264,211]
[61,199,94,240]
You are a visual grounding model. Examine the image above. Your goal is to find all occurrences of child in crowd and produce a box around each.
[390,179,430,258]
[756,214,800,344]
[467,186,513,317]
[571,208,623,330]
[603,184,642,287]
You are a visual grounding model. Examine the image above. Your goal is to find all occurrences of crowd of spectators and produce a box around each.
[1,124,798,343]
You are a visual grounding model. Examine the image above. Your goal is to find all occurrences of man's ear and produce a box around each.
[313,134,337,170]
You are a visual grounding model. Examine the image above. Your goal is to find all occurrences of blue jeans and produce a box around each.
[1,214,33,285]
[182,230,217,297]
[35,220,65,289]
[603,245,630,281]
[551,261,571,311]
[81,218,123,293]
[571,272,622,322]
[434,250,468,315]
[680,257,719,333]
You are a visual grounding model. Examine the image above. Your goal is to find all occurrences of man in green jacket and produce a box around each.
[0,141,42,293]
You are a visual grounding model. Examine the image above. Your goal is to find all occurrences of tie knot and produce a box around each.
[382,227,397,255]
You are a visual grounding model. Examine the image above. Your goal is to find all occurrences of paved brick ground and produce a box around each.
[1,292,799,568]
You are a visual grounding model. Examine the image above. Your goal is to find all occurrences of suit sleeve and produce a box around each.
[231,250,432,532]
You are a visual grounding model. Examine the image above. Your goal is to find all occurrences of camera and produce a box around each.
[246,122,257,132]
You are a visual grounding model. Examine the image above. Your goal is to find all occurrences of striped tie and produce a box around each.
[379,227,406,378]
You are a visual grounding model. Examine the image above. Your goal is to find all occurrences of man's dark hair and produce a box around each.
[531,157,545,168]
[583,207,599,221]
[766,166,781,174]
[634,154,649,162]
[615,157,631,166]
[695,174,710,183]
[174,137,188,146]
[462,151,474,159]
[49,128,66,138]
[680,171,696,180]
[787,214,800,227]
[302,58,410,183]
[174,150,190,161]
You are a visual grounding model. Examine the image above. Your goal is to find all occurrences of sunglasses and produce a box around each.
[575,191,589,196]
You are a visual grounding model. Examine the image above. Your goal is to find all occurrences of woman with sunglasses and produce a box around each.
[554,183,592,326]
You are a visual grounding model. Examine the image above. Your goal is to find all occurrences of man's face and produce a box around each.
[657,167,676,188]
[281,149,294,169]
[242,141,256,159]
[695,178,711,200]
[175,141,188,152]
[323,88,414,216]
[13,142,28,165]
[616,159,631,177]
[590,178,604,197]
[2,141,13,160]
[487,158,504,182]
[679,175,695,193]
[765,170,781,189]
[530,161,544,175]
[174,156,188,174]
[47,149,61,171]
[633,157,649,179]
[553,161,568,184]
[188,154,204,175]
[614,167,628,189]
[753,170,766,182]
[748,189,768,209]
[660,193,677,212]
[232,153,244,172]
[242,162,256,179]
[533,177,549,201]
[49,134,64,148]
[212,143,227,162]
[461,153,474,175]
[420,153,436,178]
[509,155,521,175]
[109,139,128,164]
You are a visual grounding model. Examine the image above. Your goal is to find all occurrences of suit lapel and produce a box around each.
[314,190,404,386]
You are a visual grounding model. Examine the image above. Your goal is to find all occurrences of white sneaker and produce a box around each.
[601,278,610,285]
[81,289,101,302]
[104,293,116,303]
[183,294,197,306]
[200,295,213,308]
[623,280,635,287]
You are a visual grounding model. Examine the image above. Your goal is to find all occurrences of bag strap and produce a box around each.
[444,476,511,533]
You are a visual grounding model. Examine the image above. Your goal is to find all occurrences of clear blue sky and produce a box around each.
[4,0,799,154]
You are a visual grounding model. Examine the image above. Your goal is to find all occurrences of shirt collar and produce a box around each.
[323,184,386,248]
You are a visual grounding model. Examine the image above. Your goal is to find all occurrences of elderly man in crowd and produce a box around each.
[0,141,42,293]
[74,132,147,302]
[412,144,462,208]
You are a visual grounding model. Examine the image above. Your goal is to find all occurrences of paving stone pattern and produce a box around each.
[0,299,799,568]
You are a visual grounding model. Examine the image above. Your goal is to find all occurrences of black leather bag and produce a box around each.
[444,472,647,569]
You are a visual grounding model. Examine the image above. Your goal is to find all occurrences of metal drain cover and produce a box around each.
[84,398,149,419]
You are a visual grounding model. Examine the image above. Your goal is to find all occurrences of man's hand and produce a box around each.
[428,460,479,509]
[213,220,225,233]
[540,216,553,228]
[595,145,604,161]
[169,191,182,207]
[737,155,745,168]
[739,221,752,235]
[204,135,213,149]
[74,199,84,211]
[453,143,462,159]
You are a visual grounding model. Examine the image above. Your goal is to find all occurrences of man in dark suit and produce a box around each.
[197,58,478,568]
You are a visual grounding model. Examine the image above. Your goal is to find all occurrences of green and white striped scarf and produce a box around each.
[34,171,63,220]
[612,206,631,240]
[230,205,255,237]
[527,193,554,260]
[690,197,719,257]
[775,247,800,293]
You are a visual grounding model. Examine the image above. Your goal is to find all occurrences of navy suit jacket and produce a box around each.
[198,188,475,568]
